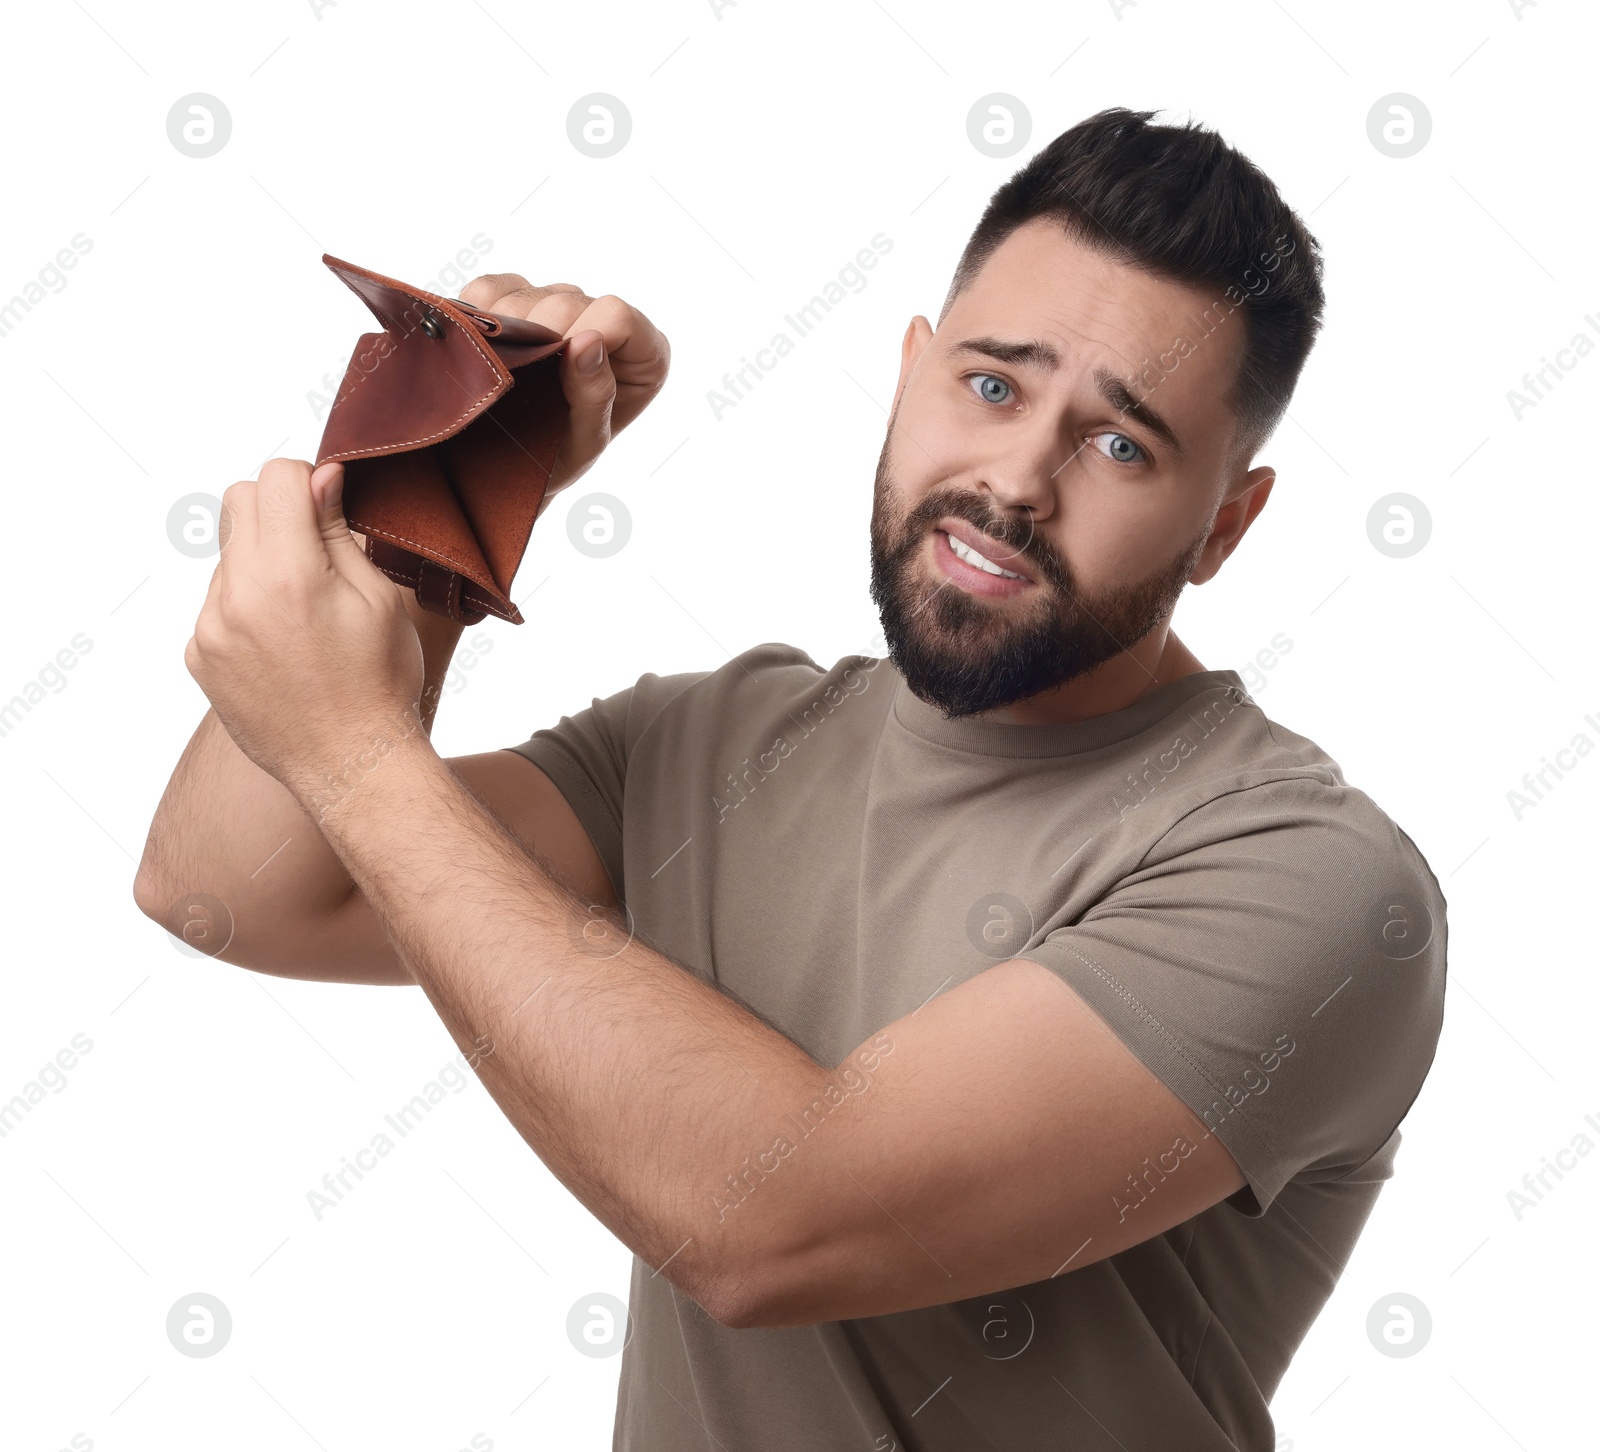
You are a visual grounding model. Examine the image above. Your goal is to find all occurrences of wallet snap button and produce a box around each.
[420,312,445,339]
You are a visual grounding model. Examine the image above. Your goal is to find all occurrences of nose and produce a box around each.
[974,423,1063,528]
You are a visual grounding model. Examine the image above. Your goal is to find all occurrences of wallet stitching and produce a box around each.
[369,556,501,620]
[361,525,510,617]
[356,522,483,579]
[328,389,498,456]
[334,259,505,381]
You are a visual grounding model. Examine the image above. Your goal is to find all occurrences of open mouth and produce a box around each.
[931,522,1034,597]
[944,531,1025,579]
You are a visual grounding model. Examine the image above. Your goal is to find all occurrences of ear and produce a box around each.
[1190,467,1275,585]
[895,316,934,415]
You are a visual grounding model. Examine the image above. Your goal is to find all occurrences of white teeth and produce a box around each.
[945,531,1023,579]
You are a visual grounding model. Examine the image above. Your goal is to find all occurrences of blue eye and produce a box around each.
[1096,432,1144,464]
[968,373,1011,404]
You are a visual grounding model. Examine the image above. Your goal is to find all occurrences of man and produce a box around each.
[135,107,1447,1450]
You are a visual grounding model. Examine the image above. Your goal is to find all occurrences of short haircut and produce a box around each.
[939,106,1326,466]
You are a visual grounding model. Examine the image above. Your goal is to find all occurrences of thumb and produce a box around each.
[311,461,350,538]
[555,328,616,484]
[310,461,366,570]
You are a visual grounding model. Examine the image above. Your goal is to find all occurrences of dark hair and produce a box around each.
[939,106,1325,465]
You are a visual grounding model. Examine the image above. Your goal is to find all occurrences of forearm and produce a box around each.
[135,584,464,932]
[303,730,842,1317]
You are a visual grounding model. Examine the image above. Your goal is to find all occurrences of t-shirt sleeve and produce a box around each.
[1024,775,1448,1217]
[502,668,711,902]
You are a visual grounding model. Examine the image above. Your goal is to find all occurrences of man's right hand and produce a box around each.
[457,274,671,502]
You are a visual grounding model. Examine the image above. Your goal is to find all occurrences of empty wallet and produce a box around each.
[314,254,571,625]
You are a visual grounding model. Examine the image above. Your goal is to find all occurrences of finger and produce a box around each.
[310,461,370,569]
[322,481,404,617]
[215,478,259,584]
[202,551,225,609]
[310,461,348,541]
[313,464,396,608]
[558,294,670,431]
[458,272,587,319]
[252,458,328,577]
[556,328,616,481]
[458,271,540,309]
[187,537,228,681]
[520,290,594,336]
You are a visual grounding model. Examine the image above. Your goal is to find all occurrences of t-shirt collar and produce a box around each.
[887,662,1251,759]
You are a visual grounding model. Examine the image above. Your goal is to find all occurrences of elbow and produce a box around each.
[692,1251,829,1331]
[674,1246,782,1330]
[131,865,209,954]
[696,1273,775,1331]
[131,860,167,925]
[681,1195,869,1329]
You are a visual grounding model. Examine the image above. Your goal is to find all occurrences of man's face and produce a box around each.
[869,218,1258,718]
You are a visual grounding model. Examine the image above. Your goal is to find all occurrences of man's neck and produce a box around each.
[988,628,1209,726]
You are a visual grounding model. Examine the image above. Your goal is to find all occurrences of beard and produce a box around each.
[867,435,1210,719]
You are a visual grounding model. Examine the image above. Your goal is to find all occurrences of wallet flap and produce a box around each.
[448,294,568,348]
[316,257,515,465]
[448,293,570,371]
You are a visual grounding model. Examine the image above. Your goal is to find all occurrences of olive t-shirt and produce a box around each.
[505,644,1448,1452]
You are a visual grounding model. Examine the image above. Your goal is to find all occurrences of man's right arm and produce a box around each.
[132,582,614,986]
[133,265,666,983]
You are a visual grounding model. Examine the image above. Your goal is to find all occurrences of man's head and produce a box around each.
[870,107,1325,719]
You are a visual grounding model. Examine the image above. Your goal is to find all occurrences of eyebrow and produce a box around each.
[951,335,1062,371]
[1093,368,1185,460]
[947,336,1186,459]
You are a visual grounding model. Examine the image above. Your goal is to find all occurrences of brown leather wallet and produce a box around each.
[314,254,571,625]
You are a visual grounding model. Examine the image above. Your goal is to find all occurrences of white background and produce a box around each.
[1,0,1593,1448]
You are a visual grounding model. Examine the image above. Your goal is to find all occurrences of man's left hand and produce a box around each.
[184,457,428,808]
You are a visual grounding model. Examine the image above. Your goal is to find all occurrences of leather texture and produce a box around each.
[314,254,570,625]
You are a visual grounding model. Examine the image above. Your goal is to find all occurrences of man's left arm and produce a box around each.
[301,726,1249,1328]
